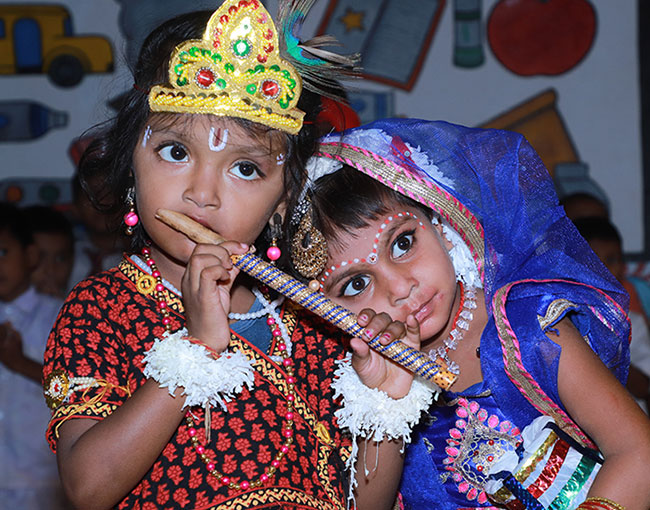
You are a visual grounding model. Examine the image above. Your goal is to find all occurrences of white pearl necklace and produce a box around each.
[132,255,291,359]
[429,284,477,376]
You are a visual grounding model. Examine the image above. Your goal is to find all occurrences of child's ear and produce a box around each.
[272,200,287,222]
[432,222,454,252]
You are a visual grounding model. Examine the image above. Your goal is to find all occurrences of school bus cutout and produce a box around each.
[0,4,113,87]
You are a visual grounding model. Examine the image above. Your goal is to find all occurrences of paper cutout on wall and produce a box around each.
[487,0,596,76]
[0,177,72,206]
[317,0,446,90]
[0,100,68,142]
[0,4,114,87]
[453,0,484,68]
[479,88,579,176]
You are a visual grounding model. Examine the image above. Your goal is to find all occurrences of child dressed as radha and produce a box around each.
[285,118,650,510]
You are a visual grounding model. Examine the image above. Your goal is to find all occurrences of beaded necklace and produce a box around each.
[429,282,477,375]
[139,247,296,491]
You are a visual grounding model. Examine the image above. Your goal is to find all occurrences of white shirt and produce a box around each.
[0,287,62,489]
[629,310,650,414]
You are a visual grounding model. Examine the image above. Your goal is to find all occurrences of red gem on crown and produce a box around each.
[261,79,279,99]
[196,68,215,88]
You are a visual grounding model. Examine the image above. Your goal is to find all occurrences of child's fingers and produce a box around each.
[349,336,371,358]
[361,312,406,346]
[355,308,376,327]
[402,314,422,349]
[184,243,242,291]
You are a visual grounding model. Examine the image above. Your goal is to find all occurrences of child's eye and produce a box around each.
[158,143,189,163]
[341,275,371,297]
[391,231,415,258]
[0,248,6,257]
[230,161,263,180]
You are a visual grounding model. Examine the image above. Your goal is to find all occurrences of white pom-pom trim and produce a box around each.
[142,328,255,410]
[332,355,437,442]
[331,354,438,506]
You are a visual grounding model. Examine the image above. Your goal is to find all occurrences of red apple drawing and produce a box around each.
[487,0,597,76]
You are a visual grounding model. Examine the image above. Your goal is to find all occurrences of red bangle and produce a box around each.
[183,335,221,359]
[577,498,625,510]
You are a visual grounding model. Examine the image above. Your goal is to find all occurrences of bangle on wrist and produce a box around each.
[578,497,625,510]
[142,328,255,410]
[331,354,438,507]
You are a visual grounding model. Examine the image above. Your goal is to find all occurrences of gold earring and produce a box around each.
[291,198,327,279]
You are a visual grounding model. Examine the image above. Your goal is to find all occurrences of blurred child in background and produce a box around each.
[0,203,66,509]
[573,216,650,413]
[23,205,75,299]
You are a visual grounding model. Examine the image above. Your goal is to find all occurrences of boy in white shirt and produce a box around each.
[0,203,67,509]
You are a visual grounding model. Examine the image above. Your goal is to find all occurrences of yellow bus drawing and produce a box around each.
[0,4,113,87]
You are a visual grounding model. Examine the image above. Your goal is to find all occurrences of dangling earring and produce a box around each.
[291,196,327,279]
[266,213,282,264]
[123,187,139,235]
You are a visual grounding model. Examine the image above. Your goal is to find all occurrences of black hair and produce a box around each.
[0,203,33,247]
[22,205,74,246]
[79,10,322,253]
[305,165,433,248]
[573,216,622,246]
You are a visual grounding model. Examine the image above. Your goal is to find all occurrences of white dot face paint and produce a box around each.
[208,126,228,152]
[319,211,425,287]
[276,153,285,165]
[141,125,152,148]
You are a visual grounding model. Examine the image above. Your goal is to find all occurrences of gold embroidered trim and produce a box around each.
[204,486,342,510]
[537,299,577,331]
[119,257,184,314]
[50,380,128,440]
[493,285,589,446]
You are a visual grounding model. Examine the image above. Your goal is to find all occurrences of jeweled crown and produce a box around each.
[149,0,304,134]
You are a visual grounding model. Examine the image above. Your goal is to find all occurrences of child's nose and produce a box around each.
[386,268,417,306]
[184,167,221,208]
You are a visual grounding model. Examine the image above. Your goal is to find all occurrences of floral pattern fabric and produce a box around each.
[43,257,352,510]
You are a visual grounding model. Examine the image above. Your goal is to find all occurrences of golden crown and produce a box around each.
[149,0,304,134]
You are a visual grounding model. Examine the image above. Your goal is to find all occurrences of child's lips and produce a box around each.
[413,295,435,323]
[186,214,215,232]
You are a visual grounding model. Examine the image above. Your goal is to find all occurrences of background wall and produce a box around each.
[0,0,644,254]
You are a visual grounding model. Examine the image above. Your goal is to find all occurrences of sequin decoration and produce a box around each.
[442,398,521,503]
[149,0,304,134]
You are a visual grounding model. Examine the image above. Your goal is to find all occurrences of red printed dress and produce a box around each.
[43,256,352,510]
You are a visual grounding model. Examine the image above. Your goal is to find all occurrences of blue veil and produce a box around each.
[313,118,630,446]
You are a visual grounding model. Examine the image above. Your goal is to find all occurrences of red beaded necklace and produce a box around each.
[140,246,296,491]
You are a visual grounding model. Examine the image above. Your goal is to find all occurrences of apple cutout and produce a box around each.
[487,0,596,76]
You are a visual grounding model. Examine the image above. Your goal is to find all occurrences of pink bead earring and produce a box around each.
[266,213,282,263]
[123,187,139,235]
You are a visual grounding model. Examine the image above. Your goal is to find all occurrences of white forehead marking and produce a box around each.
[141,125,152,148]
[276,153,285,165]
[319,211,424,287]
[208,127,228,152]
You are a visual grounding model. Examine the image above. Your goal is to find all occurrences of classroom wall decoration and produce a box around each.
[0,3,114,87]
[316,0,446,90]
[0,100,68,142]
[0,1,645,257]
[487,0,597,76]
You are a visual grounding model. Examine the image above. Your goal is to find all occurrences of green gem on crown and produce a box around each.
[233,39,251,58]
